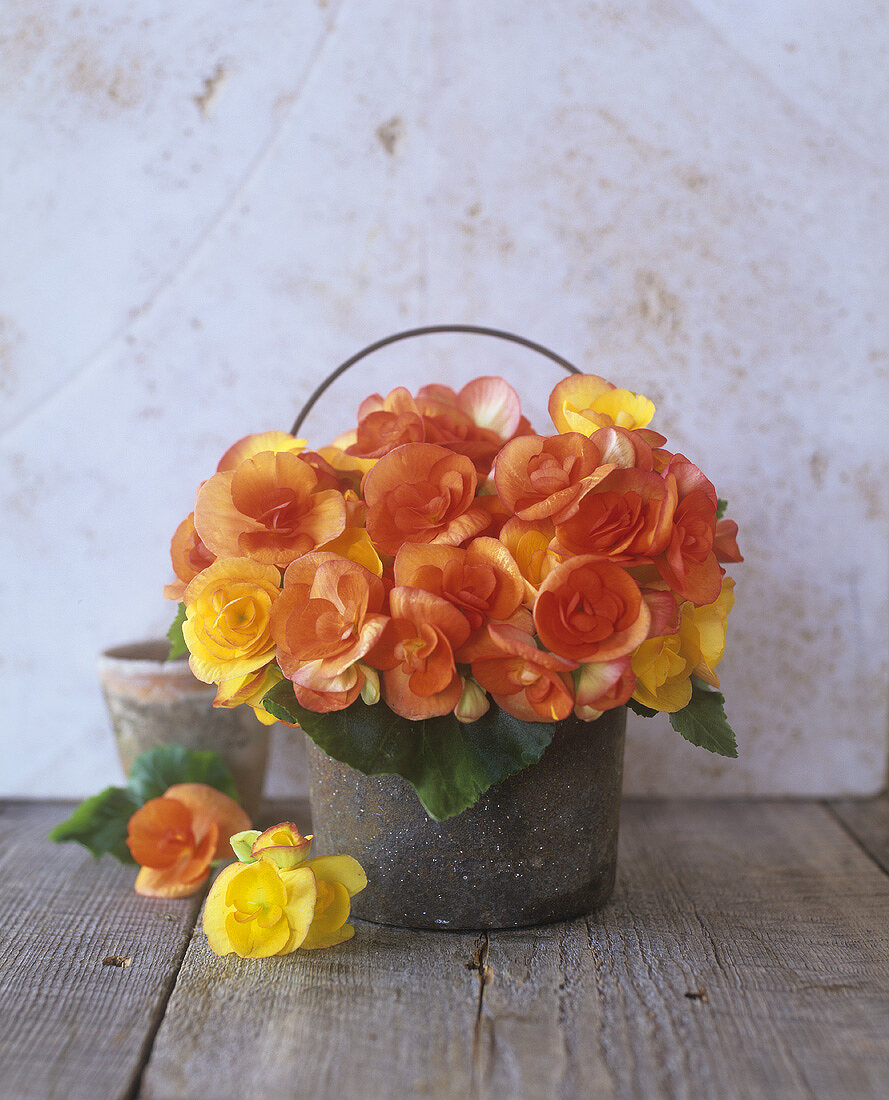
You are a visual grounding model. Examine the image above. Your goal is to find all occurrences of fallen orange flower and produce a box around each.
[127,783,251,898]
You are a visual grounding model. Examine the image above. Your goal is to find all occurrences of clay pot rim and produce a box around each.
[97,639,203,685]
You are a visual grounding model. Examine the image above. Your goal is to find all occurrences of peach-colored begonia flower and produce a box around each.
[493,432,614,524]
[470,622,576,723]
[549,374,655,436]
[364,443,486,556]
[533,556,650,663]
[216,431,307,472]
[195,450,346,567]
[367,587,471,720]
[346,387,425,461]
[271,553,388,710]
[573,657,636,721]
[182,557,280,685]
[163,512,216,602]
[127,784,251,898]
[393,537,524,637]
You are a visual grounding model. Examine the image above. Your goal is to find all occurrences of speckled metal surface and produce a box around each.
[306,707,627,930]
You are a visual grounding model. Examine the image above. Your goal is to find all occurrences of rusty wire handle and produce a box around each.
[290,324,581,436]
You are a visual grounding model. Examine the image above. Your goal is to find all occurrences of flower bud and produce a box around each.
[230,829,261,863]
[454,677,490,724]
[360,664,381,705]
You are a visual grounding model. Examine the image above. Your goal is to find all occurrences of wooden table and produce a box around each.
[3,795,889,1099]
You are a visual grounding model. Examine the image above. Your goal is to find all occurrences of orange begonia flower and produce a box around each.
[493,432,614,524]
[714,519,743,564]
[653,456,722,606]
[367,587,471,720]
[127,784,251,898]
[195,450,346,568]
[549,374,655,436]
[533,556,650,663]
[183,557,281,685]
[346,387,426,461]
[498,517,560,603]
[163,512,216,601]
[393,537,524,637]
[573,656,636,721]
[553,467,677,564]
[270,553,388,711]
[470,623,576,723]
[216,431,307,472]
[588,425,665,471]
[363,443,486,556]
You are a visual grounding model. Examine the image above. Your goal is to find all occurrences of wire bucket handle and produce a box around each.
[290,324,581,436]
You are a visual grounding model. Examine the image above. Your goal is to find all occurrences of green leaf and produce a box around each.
[716,498,728,521]
[669,686,738,758]
[167,603,188,660]
[264,679,555,821]
[626,697,658,718]
[49,787,141,863]
[126,745,239,803]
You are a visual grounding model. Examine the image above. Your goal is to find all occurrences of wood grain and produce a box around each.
[477,800,889,1099]
[828,793,889,875]
[139,920,482,1099]
[0,801,206,1100]
[7,798,889,1100]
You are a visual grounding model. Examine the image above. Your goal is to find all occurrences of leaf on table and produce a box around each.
[126,745,239,803]
[49,787,141,863]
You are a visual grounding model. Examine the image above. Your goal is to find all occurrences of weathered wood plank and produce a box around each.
[828,793,889,875]
[0,801,205,1100]
[475,800,889,1099]
[139,919,482,1099]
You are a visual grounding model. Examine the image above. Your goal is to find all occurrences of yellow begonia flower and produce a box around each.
[318,527,384,577]
[631,578,735,713]
[549,374,655,436]
[203,822,369,957]
[213,663,283,725]
[183,557,281,685]
[203,859,317,958]
[301,855,368,949]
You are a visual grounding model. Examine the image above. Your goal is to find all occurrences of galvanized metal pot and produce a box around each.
[305,706,626,930]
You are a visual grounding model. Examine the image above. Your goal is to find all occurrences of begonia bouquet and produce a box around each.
[165,369,743,819]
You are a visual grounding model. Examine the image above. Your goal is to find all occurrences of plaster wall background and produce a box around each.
[1,0,887,798]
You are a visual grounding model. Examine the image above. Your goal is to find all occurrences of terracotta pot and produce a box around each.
[305,706,626,930]
[97,640,270,818]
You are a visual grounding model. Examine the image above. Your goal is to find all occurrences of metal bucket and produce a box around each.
[305,706,626,930]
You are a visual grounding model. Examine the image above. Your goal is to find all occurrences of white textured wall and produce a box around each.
[1,0,887,798]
